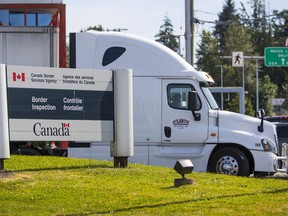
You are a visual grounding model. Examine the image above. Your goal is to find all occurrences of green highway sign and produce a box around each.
[265,47,288,67]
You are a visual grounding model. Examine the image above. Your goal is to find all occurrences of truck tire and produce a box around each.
[207,148,250,177]
[12,148,41,156]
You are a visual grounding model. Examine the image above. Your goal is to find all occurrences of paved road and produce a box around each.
[267,172,288,180]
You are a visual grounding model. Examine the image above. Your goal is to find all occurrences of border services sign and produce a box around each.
[6,65,115,142]
[0,64,133,165]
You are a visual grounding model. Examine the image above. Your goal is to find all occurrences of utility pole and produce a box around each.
[190,0,194,65]
[185,0,191,64]
[185,0,194,65]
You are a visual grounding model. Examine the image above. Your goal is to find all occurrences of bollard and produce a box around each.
[0,159,4,171]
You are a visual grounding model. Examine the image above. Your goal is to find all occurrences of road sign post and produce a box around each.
[232,51,245,113]
[265,47,288,67]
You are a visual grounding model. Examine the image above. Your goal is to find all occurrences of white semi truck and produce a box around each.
[68,31,288,177]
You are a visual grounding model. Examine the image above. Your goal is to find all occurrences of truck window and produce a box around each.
[167,84,201,110]
[102,47,126,66]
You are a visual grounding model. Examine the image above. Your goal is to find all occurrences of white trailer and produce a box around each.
[69,31,288,177]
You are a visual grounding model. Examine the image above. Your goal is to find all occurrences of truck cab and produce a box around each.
[69,31,288,176]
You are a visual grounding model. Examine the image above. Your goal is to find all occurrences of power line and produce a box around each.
[194,9,218,17]
[193,11,281,26]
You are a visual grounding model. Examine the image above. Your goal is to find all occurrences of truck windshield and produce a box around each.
[201,86,219,110]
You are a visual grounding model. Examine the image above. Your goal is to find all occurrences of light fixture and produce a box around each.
[173,159,194,187]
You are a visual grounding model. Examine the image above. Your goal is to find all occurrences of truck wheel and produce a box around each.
[12,148,41,156]
[207,148,250,177]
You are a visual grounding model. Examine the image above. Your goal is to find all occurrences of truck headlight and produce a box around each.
[261,139,277,153]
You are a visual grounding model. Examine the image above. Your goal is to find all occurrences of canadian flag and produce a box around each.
[12,72,25,82]
[63,123,70,128]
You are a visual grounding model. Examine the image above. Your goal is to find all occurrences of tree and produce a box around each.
[196,30,221,73]
[239,0,273,55]
[240,2,288,101]
[196,3,258,116]
[258,75,278,115]
[266,9,288,98]
[223,24,255,86]
[80,25,105,32]
[271,9,288,46]
[226,94,255,116]
[155,16,179,53]
[80,25,127,32]
[223,24,254,56]
[214,0,240,51]
[196,0,288,115]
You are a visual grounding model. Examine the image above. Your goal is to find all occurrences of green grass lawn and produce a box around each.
[0,155,288,215]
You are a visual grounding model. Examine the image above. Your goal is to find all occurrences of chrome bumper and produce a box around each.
[273,143,288,173]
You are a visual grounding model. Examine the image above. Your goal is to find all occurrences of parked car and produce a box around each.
[264,115,288,123]
[265,116,288,158]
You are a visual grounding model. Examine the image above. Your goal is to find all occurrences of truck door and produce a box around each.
[162,80,209,143]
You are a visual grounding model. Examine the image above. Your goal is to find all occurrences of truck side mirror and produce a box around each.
[188,91,201,121]
[257,109,265,118]
[257,109,265,133]
[188,91,198,111]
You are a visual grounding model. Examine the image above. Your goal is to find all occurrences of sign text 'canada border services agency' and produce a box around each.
[6,65,114,142]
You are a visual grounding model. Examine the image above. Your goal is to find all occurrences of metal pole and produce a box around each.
[242,64,245,114]
[239,89,245,114]
[185,0,191,64]
[216,65,224,109]
[256,59,259,112]
[220,65,223,109]
[190,0,194,65]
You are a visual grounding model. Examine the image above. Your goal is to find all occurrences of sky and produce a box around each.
[64,0,287,61]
